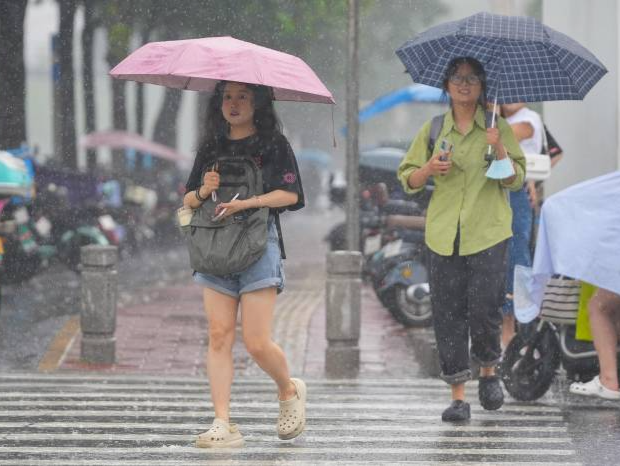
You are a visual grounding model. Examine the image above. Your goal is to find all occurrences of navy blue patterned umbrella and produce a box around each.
[395,11,607,104]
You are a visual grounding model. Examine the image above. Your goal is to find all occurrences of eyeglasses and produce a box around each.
[449,74,482,86]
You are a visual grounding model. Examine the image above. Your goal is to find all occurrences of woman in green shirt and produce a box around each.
[397,57,525,422]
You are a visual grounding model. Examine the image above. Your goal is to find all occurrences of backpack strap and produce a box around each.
[274,211,286,259]
[427,114,444,156]
[428,110,494,154]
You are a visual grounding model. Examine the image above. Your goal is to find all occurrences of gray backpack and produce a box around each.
[183,155,269,276]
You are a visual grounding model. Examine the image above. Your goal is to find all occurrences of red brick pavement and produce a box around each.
[59,284,208,376]
[304,286,421,377]
[55,279,421,378]
[53,212,422,377]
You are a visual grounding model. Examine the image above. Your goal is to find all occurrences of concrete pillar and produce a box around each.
[80,245,118,364]
[325,251,363,378]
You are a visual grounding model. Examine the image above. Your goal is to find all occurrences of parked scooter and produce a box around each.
[366,203,432,327]
[501,317,620,401]
[0,151,38,284]
[28,184,110,272]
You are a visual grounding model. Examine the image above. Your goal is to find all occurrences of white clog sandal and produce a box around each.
[277,378,307,440]
[196,418,244,448]
[569,376,620,400]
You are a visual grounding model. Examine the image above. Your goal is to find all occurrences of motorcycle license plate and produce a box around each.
[364,234,382,255]
[382,239,403,258]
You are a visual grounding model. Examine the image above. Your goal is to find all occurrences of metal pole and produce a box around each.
[346,0,360,251]
[324,0,362,379]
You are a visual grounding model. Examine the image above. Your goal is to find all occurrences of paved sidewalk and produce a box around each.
[50,272,424,379]
[43,212,428,379]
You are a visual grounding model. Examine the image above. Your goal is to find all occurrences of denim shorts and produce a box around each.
[193,217,285,298]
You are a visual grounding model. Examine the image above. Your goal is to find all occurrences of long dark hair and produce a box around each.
[199,81,282,154]
[442,57,487,108]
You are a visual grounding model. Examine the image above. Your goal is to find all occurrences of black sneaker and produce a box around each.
[441,400,471,422]
[478,375,504,410]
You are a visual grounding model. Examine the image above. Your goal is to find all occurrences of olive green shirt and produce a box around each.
[397,106,526,256]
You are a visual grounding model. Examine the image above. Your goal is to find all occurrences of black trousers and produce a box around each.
[428,238,508,385]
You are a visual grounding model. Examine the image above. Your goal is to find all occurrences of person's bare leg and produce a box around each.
[240,288,296,400]
[451,383,466,401]
[588,289,620,391]
[502,313,516,349]
[204,289,239,422]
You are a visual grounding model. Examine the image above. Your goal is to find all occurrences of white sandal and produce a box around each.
[569,376,620,400]
[196,418,244,448]
[277,378,307,440]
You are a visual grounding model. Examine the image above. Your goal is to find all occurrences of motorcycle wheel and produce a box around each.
[501,323,561,401]
[384,284,433,327]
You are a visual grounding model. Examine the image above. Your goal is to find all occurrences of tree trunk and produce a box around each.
[135,30,150,137]
[110,78,128,174]
[82,0,98,171]
[57,0,78,169]
[133,29,150,177]
[105,18,130,176]
[151,88,183,172]
[0,0,28,149]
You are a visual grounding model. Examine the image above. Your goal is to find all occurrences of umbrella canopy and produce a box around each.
[340,84,446,135]
[110,36,335,104]
[396,12,607,104]
[80,131,192,167]
[358,84,445,123]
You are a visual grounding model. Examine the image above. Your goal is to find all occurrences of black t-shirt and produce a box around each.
[185,132,305,211]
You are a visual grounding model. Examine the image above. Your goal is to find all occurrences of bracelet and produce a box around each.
[195,187,207,202]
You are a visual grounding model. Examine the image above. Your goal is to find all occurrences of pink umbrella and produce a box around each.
[80,130,192,167]
[109,36,335,104]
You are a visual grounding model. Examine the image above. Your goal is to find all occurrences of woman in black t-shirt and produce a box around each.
[184,81,306,448]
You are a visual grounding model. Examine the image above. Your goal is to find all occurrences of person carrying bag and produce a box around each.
[181,80,306,448]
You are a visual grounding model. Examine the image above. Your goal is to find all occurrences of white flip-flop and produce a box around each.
[569,376,620,400]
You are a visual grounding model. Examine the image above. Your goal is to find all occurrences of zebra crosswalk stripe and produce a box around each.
[0,373,580,465]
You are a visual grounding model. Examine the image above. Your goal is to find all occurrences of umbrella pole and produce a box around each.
[485,95,515,179]
[486,95,498,158]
